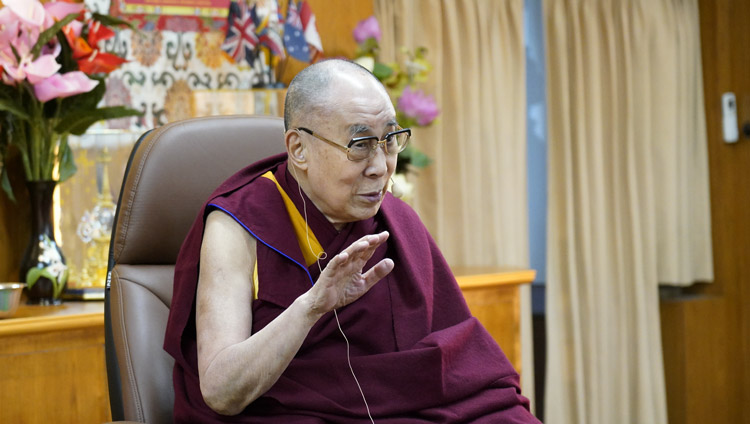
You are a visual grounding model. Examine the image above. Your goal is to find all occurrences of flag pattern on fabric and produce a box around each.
[221,1,258,65]
[299,0,323,60]
[283,1,310,62]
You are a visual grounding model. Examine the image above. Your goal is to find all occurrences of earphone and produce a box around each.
[389,177,403,198]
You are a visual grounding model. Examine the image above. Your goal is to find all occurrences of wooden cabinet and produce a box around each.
[0,268,533,423]
[0,302,111,424]
[454,267,535,375]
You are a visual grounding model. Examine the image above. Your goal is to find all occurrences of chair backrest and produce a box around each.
[105,115,286,422]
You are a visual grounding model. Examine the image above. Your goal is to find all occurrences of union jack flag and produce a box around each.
[221,1,259,66]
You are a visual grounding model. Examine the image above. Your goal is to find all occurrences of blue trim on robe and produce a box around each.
[207,203,316,287]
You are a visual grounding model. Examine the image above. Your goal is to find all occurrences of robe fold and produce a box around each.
[165,154,539,423]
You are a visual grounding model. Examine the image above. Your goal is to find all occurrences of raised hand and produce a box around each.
[305,231,394,316]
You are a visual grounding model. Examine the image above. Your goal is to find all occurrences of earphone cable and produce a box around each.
[291,165,375,423]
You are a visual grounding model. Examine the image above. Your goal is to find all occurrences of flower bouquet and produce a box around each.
[352,16,439,175]
[0,0,139,303]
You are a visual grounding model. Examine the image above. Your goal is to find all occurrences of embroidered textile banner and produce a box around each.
[110,0,230,32]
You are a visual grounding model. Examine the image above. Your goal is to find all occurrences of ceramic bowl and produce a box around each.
[0,283,25,318]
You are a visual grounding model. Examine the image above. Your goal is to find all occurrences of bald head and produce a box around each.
[284,59,389,131]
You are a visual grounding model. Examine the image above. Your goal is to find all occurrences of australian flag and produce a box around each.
[222,1,259,66]
[283,1,310,62]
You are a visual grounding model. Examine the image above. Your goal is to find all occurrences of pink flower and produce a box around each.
[43,1,84,21]
[9,55,61,84]
[353,16,381,44]
[398,86,440,126]
[33,71,98,102]
[3,0,46,29]
[0,10,60,85]
[0,0,67,85]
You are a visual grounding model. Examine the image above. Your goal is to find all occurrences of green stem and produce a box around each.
[14,84,32,179]
[43,126,57,180]
[56,132,69,179]
[16,118,32,179]
[30,110,42,180]
[23,83,44,180]
[45,99,64,179]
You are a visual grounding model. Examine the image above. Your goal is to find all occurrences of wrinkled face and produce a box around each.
[299,74,397,228]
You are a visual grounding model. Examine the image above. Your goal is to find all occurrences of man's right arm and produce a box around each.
[196,210,322,415]
[195,210,394,416]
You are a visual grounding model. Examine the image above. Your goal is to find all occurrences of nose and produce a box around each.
[364,144,389,178]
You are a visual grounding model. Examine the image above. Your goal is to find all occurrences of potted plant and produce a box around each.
[351,16,440,201]
[0,0,140,304]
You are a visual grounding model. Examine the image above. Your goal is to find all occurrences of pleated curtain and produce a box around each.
[544,0,713,423]
[374,0,534,408]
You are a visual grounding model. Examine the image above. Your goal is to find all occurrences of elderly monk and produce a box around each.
[164,59,539,423]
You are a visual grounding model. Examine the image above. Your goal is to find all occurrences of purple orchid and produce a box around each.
[398,86,440,126]
[353,16,381,44]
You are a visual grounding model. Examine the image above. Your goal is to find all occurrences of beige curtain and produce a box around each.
[544,0,712,423]
[376,0,528,268]
[374,0,534,408]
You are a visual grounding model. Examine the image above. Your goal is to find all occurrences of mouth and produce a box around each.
[358,190,384,203]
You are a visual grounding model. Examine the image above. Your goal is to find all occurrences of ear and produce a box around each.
[285,129,308,171]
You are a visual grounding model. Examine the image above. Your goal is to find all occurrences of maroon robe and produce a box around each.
[164,154,539,423]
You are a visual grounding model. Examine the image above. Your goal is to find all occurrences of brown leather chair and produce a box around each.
[105,115,286,422]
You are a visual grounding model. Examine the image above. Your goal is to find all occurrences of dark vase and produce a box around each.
[19,181,68,305]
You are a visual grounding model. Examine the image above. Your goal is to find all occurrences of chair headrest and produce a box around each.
[112,115,286,265]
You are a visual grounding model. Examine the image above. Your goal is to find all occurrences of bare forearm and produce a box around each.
[200,293,322,415]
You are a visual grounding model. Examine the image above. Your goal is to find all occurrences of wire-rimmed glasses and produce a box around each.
[296,127,411,161]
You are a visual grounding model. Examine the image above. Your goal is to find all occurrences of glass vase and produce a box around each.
[19,181,68,305]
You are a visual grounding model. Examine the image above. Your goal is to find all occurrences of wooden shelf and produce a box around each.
[0,301,103,336]
[454,266,536,289]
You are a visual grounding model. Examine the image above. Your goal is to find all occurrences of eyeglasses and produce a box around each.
[296,127,411,162]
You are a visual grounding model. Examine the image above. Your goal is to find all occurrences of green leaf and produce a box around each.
[55,106,142,135]
[414,46,428,60]
[92,12,141,33]
[0,98,30,120]
[58,142,77,182]
[54,267,69,298]
[409,147,432,168]
[0,167,15,202]
[55,32,78,73]
[25,267,44,289]
[40,268,57,282]
[0,83,17,100]
[373,62,393,81]
[354,37,379,57]
[395,111,417,129]
[31,13,79,58]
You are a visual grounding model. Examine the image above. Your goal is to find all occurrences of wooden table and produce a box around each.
[454,266,536,376]
[0,268,533,423]
[0,301,111,424]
